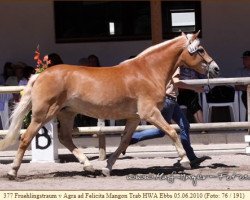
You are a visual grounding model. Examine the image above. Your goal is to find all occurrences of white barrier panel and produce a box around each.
[246,147,250,154]
[31,119,59,163]
[245,135,250,143]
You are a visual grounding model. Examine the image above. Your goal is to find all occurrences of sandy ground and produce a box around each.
[0,147,250,191]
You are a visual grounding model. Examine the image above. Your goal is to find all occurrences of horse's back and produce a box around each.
[31,64,138,118]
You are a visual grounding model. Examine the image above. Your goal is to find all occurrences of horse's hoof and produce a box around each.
[83,165,95,173]
[101,167,111,177]
[7,171,17,180]
[180,161,191,170]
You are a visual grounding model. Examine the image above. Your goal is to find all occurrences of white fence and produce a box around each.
[0,77,250,162]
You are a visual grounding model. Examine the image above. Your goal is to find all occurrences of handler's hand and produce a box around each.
[194,86,205,93]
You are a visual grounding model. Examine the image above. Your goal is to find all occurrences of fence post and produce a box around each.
[246,85,250,154]
[98,119,106,160]
[31,119,59,163]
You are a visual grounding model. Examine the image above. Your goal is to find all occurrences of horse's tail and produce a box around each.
[0,74,39,150]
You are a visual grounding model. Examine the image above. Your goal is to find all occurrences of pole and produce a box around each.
[150,0,163,44]
[98,119,106,160]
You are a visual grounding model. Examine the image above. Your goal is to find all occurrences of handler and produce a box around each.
[125,67,211,168]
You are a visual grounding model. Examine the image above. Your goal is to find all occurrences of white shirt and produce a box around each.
[166,68,180,98]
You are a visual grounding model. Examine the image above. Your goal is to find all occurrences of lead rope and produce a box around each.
[185,34,212,92]
[206,65,211,92]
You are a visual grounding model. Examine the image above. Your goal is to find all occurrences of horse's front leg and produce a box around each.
[143,107,190,169]
[102,116,140,176]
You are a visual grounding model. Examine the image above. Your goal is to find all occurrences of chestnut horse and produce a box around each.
[0,32,219,179]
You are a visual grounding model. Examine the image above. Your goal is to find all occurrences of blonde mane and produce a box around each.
[138,35,188,57]
[120,34,192,65]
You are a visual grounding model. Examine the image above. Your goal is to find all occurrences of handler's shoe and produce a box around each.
[190,156,211,168]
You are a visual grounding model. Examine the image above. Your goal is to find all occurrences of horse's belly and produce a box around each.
[67,99,137,120]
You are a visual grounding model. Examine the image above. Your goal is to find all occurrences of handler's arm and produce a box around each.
[173,73,204,93]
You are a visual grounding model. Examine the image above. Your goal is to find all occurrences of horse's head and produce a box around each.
[179,31,220,78]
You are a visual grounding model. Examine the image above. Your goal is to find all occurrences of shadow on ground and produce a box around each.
[1,161,238,182]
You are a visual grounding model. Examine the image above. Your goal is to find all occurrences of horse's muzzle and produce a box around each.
[208,61,220,78]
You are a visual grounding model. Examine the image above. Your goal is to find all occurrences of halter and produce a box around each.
[185,34,214,90]
[196,48,214,91]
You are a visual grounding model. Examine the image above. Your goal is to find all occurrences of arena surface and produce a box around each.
[0,142,250,190]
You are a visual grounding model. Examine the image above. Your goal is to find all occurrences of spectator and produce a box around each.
[5,62,26,103]
[5,62,26,86]
[19,66,35,86]
[88,54,100,67]
[235,51,250,110]
[48,53,63,67]
[1,62,14,85]
[0,62,14,128]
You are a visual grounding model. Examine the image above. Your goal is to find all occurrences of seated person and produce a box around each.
[235,51,250,110]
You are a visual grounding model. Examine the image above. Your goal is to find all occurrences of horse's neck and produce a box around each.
[140,36,187,86]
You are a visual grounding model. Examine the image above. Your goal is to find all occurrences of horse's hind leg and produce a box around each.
[7,120,43,179]
[57,110,94,172]
[7,98,64,179]
[102,116,140,176]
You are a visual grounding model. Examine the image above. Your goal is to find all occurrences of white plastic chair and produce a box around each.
[179,95,202,120]
[0,93,13,129]
[109,120,116,126]
[202,88,239,122]
[0,98,11,130]
[239,91,247,121]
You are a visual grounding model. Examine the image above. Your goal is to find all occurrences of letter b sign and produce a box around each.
[31,120,59,163]
[35,127,52,149]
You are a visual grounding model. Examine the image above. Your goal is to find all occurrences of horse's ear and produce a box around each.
[193,30,200,39]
